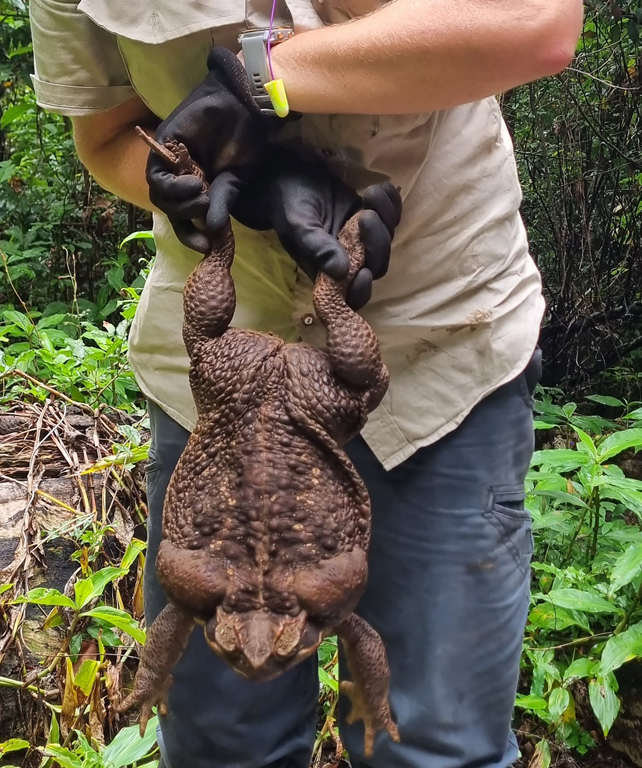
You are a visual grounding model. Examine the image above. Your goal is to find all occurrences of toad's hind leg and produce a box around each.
[313,216,389,411]
[116,604,194,735]
[182,226,237,356]
[136,131,237,357]
[337,613,399,758]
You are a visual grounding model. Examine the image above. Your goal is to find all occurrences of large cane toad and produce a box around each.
[118,135,399,756]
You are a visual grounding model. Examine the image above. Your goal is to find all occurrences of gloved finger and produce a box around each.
[359,210,392,280]
[150,189,210,221]
[206,170,246,233]
[147,167,205,200]
[361,182,402,237]
[346,268,373,311]
[170,217,212,254]
[281,220,351,281]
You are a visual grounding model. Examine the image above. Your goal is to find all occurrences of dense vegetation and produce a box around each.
[0,1,641,767]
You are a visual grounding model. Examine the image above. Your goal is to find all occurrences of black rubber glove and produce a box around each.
[147,47,279,254]
[230,149,402,310]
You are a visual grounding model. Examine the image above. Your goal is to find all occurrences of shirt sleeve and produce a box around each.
[29,0,136,116]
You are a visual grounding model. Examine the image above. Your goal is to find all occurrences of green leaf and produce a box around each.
[529,489,589,509]
[73,659,99,696]
[12,588,75,609]
[529,604,590,632]
[0,583,13,596]
[530,449,590,473]
[529,740,551,768]
[120,539,146,570]
[548,687,570,721]
[0,739,30,755]
[542,588,619,614]
[589,676,620,736]
[0,102,30,129]
[318,666,338,693]
[514,694,548,711]
[117,424,141,446]
[598,429,642,462]
[564,658,596,681]
[624,407,642,422]
[599,623,642,676]
[2,309,33,333]
[42,746,83,768]
[102,716,159,768]
[81,606,146,644]
[575,428,598,460]
[36,314,67,330]
[585,395,624,408]
[610,542,642,594]
[120,230,155,247]
[74,567,126,609]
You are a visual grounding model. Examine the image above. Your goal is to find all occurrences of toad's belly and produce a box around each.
[162,401,370,569]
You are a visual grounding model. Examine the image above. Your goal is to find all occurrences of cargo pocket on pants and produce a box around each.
[483,485,533,576]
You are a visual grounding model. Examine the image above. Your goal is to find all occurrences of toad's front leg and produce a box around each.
[116,604,194,735]
[337,612,399,757]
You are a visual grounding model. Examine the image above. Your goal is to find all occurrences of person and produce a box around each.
[29,2,583,767]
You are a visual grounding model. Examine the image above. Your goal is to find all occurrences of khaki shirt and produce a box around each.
[30,0,545,470]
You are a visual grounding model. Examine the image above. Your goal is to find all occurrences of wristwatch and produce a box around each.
[238,27,294,114]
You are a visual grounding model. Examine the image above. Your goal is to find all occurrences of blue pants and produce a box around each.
[145,351,539,768]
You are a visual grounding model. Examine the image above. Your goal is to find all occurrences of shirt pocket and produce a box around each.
[483,484,533,576]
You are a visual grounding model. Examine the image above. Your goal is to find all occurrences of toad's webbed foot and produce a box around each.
[337,613,399,757]
[116,604,194,735]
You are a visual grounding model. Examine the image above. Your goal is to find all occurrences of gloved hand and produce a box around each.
[230,149,402,310]
[147,46,279,254]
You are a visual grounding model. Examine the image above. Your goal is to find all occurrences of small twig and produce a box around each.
[0,370,95,414]
[525,632,612,651]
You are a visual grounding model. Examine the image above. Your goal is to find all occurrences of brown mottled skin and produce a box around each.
[118,133,399,757]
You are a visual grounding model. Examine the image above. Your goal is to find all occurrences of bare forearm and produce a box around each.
[71,97,160,212]
[271,0,584,114]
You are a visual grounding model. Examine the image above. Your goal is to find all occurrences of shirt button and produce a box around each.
[301,313,315,327]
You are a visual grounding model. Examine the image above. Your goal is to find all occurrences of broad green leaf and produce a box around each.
[74,567,126,609]
[12,588,75,609]
[102,716,159,768]
[514,694,548,711]
[0,583,13,596]
[36,314,67,330]
[81,606,146,644]
[73,659,99,696]
[117,424,141,445]
[564,658,596,681]
[0,739,30,755]
[2,309,33,333]
[585,395,624,408]
[529,489,589,509]
[528,740,551,768]
[548,687,570,721]
[318,666,338,693]
[120,230,155,247]
[48,711,60,745]
[542,588,619,614]
[530,449,590,473]
[589,676,620,736]
[598,429,642,462]
[42,746,83,768]
[575,428,598,460]
[624,407,642,422]
[529,604,590,632]
[610,542,642,594]
[0,102,30,129]
[599,623,642,676]
[120,539,146,570]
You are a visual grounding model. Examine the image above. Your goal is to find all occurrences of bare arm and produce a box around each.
[271,0,584,114]
[71,96,160,211]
